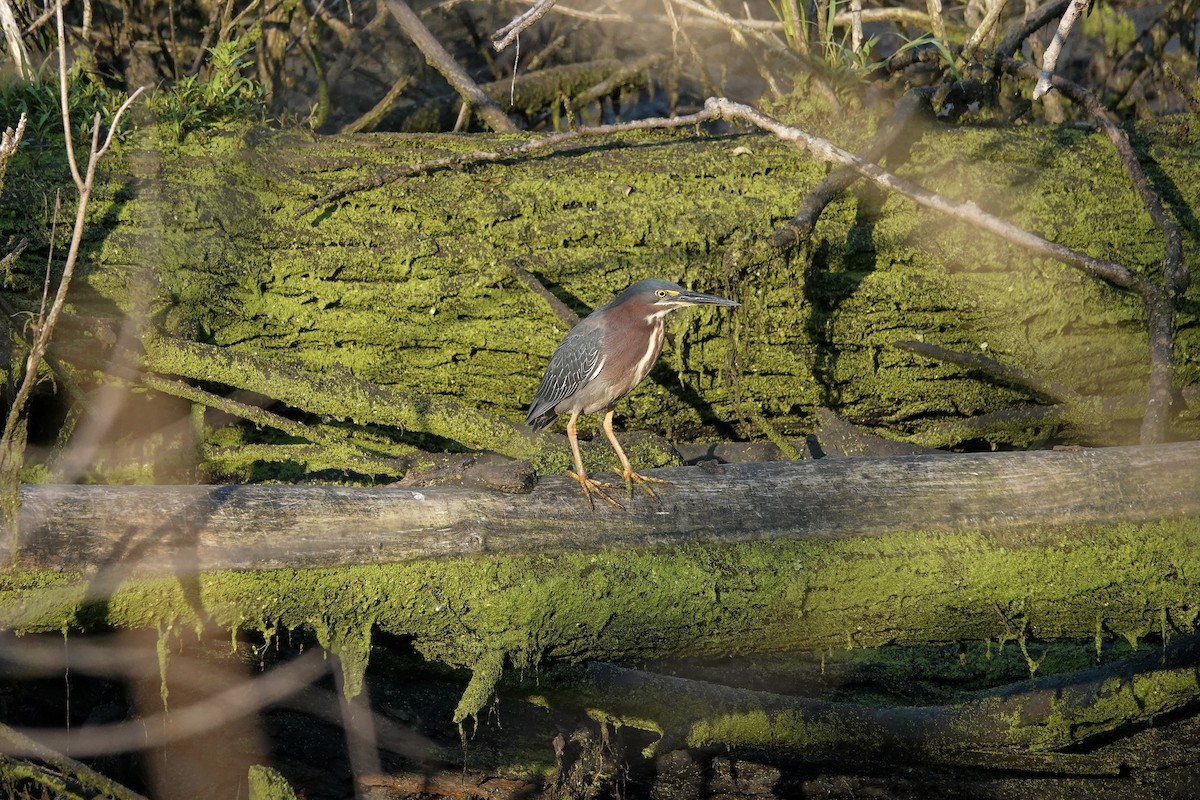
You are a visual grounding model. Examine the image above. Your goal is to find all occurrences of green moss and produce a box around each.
[247,765,297,800]
[3,119,1198,475]
[688,708,864,751]
[454,649,506,731]
[3,519,1198,713]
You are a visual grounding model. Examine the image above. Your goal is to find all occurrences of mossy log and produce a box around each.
[2,118,1199,483]
[523,636,1200,768]
[4,443,1199,719]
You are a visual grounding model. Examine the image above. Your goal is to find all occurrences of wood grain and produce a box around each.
[10,442,1199,574]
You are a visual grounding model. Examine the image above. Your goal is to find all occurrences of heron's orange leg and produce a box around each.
[602,409,668,501]
[565,411,623,509]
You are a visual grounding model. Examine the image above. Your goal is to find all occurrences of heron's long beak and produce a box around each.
[676,289,739,307]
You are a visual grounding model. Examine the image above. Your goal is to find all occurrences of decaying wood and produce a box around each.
[9,442,1200,573]
[526,631,1200,765]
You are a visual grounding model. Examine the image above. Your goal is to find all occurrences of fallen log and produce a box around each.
[4,441,1199,728]
[9,442,1199,573]
[523,633,1200,766]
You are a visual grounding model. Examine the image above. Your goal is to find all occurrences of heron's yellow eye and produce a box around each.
[655,289,667,298]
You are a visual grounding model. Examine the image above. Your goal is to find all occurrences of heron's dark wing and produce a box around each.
[525,325,603,429]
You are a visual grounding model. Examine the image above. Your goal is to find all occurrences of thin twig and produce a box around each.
[3,4,145,468]
[0,112,24,159]
[668,0,797,62]
[56,0,84,189]
[995,0,1069,59]
[703,97,1147,296]
[0,0,30,80]
[339,74,412,133]
[849,0,862,53]
[926,0,945,42]
[492,0,558,51]
[500,0,931,30]
[769,88,936,249]
[21,2,57,36]
[960,0,1009,62]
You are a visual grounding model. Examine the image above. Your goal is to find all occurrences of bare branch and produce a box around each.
[2,3,145,487]
[339,74,412,134]
[995,0,1069,60]
[0,112,25,163]
[55,0,83,189]
[0,0,29,80]
[1002,58,1185,442]
[961,0,1010,62]
[383,0,518,133]
[2,650,330,757]
[1033,0,1089,99]
[769,87,936,249]
[702,97,1148,296]
[492,0,558,51]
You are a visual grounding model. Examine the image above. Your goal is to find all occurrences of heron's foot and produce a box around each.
[566,470,624,510]
[623,469,668,502]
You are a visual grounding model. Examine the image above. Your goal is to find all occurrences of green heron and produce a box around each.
[526,278,738,508]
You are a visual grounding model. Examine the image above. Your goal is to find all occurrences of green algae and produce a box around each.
[247,765,297,800]
[3,518,1198,729]
[1,117,1198,483]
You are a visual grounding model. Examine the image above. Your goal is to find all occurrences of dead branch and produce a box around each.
[492,0,558,51]
[10,442,1200,573]
[0,0,29,80]
[704,97,1148,296]
[995,0,1070,60]
[1001,58,1186,444]
[383,0,518,133]
[1034,0,1089,98]
[527,631,1200,764]
[1,3,144,492]
[768,87,936,249]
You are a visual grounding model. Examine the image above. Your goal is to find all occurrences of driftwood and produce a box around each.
[9,442,1200,574]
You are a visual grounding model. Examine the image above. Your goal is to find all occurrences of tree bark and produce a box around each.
[2,119,1197,483]
[8,442,1199,573]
